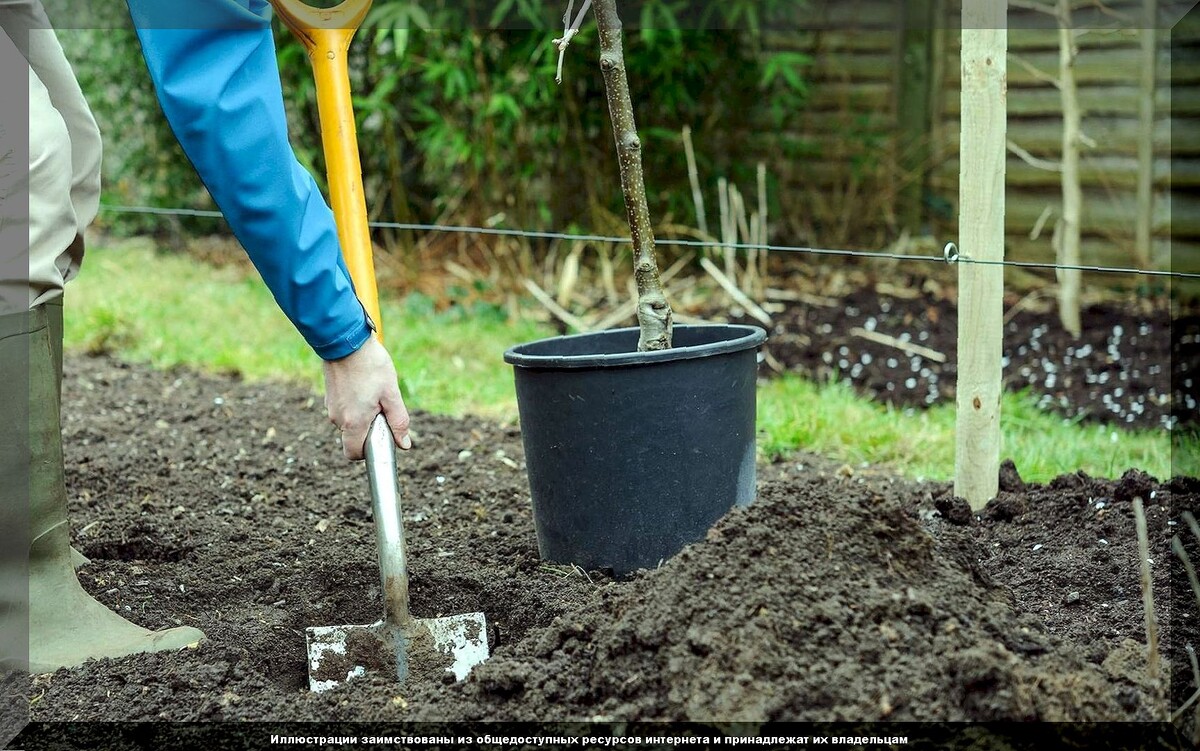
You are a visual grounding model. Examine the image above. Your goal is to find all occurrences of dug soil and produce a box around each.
[728,287,1194,431]
[25,355,1200,727]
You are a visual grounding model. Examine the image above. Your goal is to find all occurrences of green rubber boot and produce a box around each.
[6,306,205,674]
[44,299,90,571]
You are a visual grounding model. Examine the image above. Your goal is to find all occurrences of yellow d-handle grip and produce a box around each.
[268,0,383,342]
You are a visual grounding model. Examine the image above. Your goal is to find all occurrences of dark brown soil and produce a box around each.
[722,288,1195,431]
[24,354,1200,728]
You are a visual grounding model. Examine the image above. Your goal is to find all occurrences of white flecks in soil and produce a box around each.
[738,292,1193,432]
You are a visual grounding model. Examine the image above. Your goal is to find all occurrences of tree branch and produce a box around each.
[1009,52,1061,89]
[1089,0,1135,23]
[1007,139,1062,172]
[553,0,592,85]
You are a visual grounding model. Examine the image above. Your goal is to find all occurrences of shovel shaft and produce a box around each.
[274,0,410,630]
[268,0,382,339]
[365,413,410,626]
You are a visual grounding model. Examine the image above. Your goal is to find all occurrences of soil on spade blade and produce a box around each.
[24,355,1199,726]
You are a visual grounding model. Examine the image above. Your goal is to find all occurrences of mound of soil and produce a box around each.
[23,355,1199,728]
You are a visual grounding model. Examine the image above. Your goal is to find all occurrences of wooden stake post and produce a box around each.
[955,1,1007,510]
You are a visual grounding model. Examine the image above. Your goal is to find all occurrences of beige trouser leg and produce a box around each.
[0,0,102,314]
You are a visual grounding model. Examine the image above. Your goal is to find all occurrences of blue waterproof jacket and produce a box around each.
[124,0,371,360]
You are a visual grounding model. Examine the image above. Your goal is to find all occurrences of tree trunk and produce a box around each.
[593,0,673,351]
[1058,0,1083,338]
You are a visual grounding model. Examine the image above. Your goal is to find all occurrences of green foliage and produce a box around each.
[59,19,211,236]
[64,241,549,417]
[62,1,813,242]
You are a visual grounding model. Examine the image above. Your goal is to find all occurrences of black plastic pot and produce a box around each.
[504,324,766,576]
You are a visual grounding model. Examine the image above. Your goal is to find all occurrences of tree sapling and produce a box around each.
[569,0,674,351]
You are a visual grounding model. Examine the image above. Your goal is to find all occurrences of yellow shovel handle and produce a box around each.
[268,0,384,342]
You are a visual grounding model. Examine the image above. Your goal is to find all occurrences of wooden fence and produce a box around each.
[762,0,1199,281]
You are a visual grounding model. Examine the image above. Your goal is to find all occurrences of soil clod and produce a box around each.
[998,459,1027,493]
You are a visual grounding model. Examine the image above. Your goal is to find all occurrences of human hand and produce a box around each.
[321,335,412,460]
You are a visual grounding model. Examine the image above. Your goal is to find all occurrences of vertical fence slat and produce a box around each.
[954,0,1007,510]
[1136,0,1159,269]
[897,0,937,230]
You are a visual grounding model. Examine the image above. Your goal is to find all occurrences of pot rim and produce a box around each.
[504,323,767,370]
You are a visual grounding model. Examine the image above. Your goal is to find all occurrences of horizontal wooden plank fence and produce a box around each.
[761,0,1199,284]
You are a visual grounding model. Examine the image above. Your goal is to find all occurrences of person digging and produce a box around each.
[0,0,412,673]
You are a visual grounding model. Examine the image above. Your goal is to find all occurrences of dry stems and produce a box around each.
[1132,497,1165,720]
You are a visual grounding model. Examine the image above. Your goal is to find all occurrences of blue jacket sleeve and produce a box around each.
[124,0,372,361]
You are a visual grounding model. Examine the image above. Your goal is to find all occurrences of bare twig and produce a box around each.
[718,177,737,284]
[699,257,772,326]
[1133,497,1166,720]
[681,126,708,236]
[1173,536,1200,616]
[592,298,638,332]
[590,265,696,331]
[556,241,585,307]
[1009,52,1062,88]
[659,250,696,286]
[757,162,769,285]
[732,185,752,255]
[1183,510,1200,545]
[730,184,755,296]
[444,260,476,283]
[553,0,592,84]
[1090,0,1135,23]
[1171,643,1200,728]
[873,282,922,300]
[598,244,618,306]
[1176,529,1200,738]
[1173,535,1200,738]
[1030,204,1056,240]
[1004,287,1055,325]
[1190,643,1200,745]
[1008,140,1063,172]
[570,564,595,585]
[1174,684,1200,721]
[850,327,948,364]
[761,347,786,373]
[523,278,590,332]
[765,288,840,307]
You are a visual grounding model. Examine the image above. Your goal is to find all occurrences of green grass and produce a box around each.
[66,240,1188,483]
[64,240,548,420]
[758,376,1182,482]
